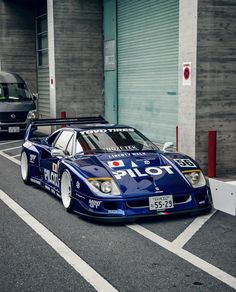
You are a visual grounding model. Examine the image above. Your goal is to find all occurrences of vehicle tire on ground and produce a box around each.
[21,151,31,185]
[60,170,75,212]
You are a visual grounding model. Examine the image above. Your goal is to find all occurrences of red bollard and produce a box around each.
[61,111,66,119]
[61,111,66,127]
[176,126,178,152]
[208,131,217,177]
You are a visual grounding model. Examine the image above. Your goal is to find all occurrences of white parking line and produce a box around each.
[0,150,21,165]
[0,189,118,292]
[127,224,236,290]
[12,153,21,158]
[172,210,217,248]
[1,145,22,152]
[0,139,23,146]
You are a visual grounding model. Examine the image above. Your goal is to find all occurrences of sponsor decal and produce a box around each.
[52,162,58,173]
[131,152,147,156]
[131,161,138,168]
[156,211,169,216]
[89,199,102,209]
[104,145,138,152]
[108,153,131,159]
[30,178,41,185]
[155,186,164,194]
[108,160,125,168]
[45,185,51,191]
[81,128,134,135]
[107,152,147,160]
[112,166,174,180]
[76,181,80,189]
[44,168,59,187]
[136,157,156,163]
[77,194,85,199]
[108,209,125,215]
[29,154,37,163]
[174,159,197,168]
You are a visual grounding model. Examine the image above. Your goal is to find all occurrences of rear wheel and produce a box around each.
[60,170,75,212]
[21,151,30,185]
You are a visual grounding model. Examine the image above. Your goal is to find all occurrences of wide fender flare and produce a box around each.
[58,162,86,199]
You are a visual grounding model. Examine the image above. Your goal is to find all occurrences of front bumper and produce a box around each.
[74,187,212,221]
[74,205,212,222]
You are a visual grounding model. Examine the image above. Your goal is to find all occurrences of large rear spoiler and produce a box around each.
[25,116,108,141]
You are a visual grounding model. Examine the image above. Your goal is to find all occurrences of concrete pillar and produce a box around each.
[178,0,198,159]
[47,0,56,118]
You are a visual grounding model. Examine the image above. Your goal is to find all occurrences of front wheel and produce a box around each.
[60,170,75,212]
[21,151,30,185]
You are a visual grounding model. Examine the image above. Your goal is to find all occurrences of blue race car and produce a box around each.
[20,117,211,220]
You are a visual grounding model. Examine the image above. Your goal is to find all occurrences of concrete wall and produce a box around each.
[196,0,236,175]
[53,0,104,117]
[0,0,37,92]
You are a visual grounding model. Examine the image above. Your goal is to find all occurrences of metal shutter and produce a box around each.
[117,0,179,143]
[37,67,50,118]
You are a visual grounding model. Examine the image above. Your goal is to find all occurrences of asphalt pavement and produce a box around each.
[0,136,235,292]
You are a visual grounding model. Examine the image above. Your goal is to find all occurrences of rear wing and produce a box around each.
[24,116,108,141]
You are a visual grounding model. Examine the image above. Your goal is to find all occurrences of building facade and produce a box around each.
[0,0,235,176]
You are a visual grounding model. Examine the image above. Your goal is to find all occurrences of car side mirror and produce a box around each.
[32,93,38,101]
[162,142,174,152]
[51,148,65,157]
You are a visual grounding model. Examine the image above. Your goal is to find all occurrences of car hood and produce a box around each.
[73,151,200,196]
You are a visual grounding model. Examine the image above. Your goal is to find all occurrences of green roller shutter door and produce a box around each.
[37,67,50,118]
[117,0,179,143]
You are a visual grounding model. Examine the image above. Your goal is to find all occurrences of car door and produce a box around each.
[41,129,75,191]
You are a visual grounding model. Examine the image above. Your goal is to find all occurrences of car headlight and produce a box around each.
[183,170,206,188]
[90,180,100,190]
[101,181,112,193]
[87,178,120,196]
[27,110,38,120]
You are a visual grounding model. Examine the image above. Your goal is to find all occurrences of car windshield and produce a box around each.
[77,128,158,154]
[0,83,32,101]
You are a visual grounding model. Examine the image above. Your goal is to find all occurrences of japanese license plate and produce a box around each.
[8,126,20,133]
[149,195,174,211]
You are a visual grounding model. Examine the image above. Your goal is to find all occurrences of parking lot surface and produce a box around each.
[0,136,235,291]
